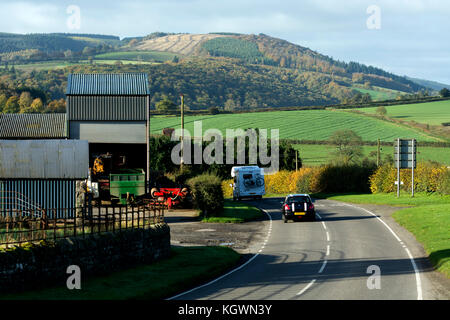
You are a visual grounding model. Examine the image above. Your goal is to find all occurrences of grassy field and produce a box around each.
[151,109,440,142]
[95,50,179,62]
[0,246,240,300]
[352,85,402,101]
[318,192,450,277]
[293,144,450,166]
[13,61,83,71]
[13,59,157,71]
[358,100,450,126]
[202,200,264,223]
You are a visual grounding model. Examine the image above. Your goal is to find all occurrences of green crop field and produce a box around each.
[13,61,82,71]
[293,144,450,166]
[94,50,179,62]
[358,100,450,126]
[150,109,440,142]
[352,85,402,101]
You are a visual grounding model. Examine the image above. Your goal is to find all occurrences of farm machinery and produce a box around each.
[87,153,190,208]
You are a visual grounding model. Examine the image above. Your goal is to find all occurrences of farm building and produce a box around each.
[0,73,151,208]
[0,140,89,217]
[66,73,151,177]
[0,113,67,139]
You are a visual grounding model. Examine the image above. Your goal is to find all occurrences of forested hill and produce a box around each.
[0,32,433,113]
[196,34,424,93]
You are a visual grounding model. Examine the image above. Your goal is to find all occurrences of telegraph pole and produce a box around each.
[377,138,381,167]
[180,94,185,170]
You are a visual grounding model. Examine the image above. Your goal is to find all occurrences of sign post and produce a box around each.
[394,139,417,197]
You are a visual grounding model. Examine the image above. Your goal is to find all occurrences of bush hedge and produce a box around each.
[187,173,224,217]
[370,161,450,194]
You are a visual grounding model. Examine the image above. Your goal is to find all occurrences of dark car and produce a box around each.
[281,194,316,223]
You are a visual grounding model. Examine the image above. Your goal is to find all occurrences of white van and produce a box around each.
[231,166,265,200]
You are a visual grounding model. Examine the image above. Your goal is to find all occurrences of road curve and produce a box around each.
[170,198,422,300]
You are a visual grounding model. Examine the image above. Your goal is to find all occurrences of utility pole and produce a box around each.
[397,138,400,198]
[180,94,185,170]
[377,138,381,167]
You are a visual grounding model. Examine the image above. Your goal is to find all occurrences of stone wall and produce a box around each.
[0,223,170,293]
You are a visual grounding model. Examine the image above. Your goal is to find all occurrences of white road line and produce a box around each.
[341,202,423,300]
[297,279,316,296]
[326,231,330,242]
[318,260,328,274]
[167,208,273,300]
[321,221,327,230]
[326,245,330,256]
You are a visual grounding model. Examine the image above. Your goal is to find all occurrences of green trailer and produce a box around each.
[109,169,146,205]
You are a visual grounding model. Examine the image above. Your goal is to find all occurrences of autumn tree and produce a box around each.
[0,94,7,112]
[329,129,363,165]
[19,91,33,112]
[376,106,387,116]
[4,96,20,113]
[30,98,44,113]
[155,96,177,113]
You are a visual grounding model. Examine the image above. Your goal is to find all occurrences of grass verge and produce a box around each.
[0,246,241,300]
[315,191,450,278]
[202,200,264,223]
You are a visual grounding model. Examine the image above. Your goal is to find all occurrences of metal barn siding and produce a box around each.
[66,73,150,96]
[67,96,147,121]
[69,121,147,144]
[0,140,89,179]
[0,179,77,218]
[0,113,67,139]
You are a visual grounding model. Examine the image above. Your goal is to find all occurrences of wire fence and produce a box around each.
[0,199,165,248]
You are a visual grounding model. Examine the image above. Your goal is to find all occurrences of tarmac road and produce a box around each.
[169,197,441,300]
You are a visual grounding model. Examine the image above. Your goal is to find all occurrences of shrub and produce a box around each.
[222,179,234,199]
[437,169,450,195]
[369,161,449,194]
[187,174,224,217]
[308,164,376,193]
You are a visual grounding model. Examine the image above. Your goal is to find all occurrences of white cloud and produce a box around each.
[0,2,61,33]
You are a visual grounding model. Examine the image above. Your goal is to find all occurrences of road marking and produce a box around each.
[341,202,423,300]
[326,245,330,256]
[318,260,328,274]
[297,279,316,296]
[321,221,327,230]
[167,208,273,300]
[326,231,330,242]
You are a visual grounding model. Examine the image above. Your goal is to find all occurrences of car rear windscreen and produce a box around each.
[287,196,310,204]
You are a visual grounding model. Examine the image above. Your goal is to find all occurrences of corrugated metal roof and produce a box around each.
[0,113,67,139]
[66,73,150,96]
[0,140,89,179]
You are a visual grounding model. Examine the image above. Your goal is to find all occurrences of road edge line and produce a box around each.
[341,202,423,300]
[166,208,273,300]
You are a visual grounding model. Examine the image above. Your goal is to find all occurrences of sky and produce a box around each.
[0,0,449,84]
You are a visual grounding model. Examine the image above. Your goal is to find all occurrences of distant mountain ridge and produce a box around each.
[0,31,442,111]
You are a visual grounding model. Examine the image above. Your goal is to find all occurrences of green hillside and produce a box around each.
[359,100,450,126]
[150,109,439,142]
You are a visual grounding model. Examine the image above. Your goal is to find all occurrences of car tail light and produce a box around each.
[309,204,315,210]
[284,204,290,211]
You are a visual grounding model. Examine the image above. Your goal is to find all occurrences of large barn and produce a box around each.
[66,73,151,175]
[0,73,151,210]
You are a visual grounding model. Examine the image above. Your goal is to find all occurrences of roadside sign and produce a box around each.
[394,139,417,169]
[394,139,417,197]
